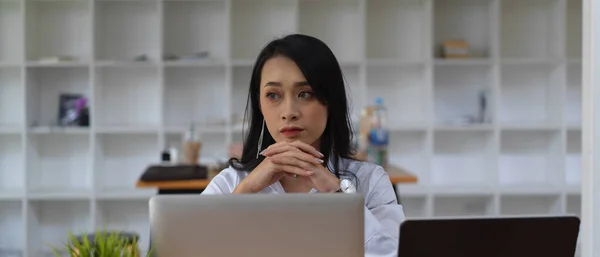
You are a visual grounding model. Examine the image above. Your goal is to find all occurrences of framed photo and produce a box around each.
[58,94,89,127]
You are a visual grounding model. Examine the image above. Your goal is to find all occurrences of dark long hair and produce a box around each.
[228,34,357,181]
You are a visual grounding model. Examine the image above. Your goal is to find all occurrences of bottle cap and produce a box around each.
[375,97,384,105]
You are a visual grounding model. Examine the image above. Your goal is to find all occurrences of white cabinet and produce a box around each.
[0,0,583,256]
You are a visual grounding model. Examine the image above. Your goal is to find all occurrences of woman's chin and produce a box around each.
[277,136,307,144]
[275,137,320,149]
[280,137,303,143]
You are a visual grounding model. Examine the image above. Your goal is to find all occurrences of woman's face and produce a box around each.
[259,56,328,149]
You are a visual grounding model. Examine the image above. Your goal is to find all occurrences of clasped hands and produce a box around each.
[233,140,341,194]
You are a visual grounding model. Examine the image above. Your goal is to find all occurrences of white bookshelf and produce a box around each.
[0,0,583,256]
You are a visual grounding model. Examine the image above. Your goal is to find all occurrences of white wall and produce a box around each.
[581,0,599,256]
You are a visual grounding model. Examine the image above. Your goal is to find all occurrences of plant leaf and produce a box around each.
[46,226,151,257]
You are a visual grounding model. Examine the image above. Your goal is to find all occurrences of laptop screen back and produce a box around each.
[398,216,580,257]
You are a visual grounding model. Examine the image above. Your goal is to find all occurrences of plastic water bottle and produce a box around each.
[367,97,389,167]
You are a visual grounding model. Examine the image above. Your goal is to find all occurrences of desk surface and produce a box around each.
[136,165,418,190]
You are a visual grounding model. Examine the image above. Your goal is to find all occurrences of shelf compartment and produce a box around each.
[366,65,429,127]
[94,66,160,128]
[163,0,227,64]
[388,131,429,184]
[566,194,581,217]
[96,189,154,201]
[499,64,563,126]
[434,58,492,66]
[230,128,244,145]
[28,126,89,135]
[26,133,91,193]
[25,0,91,63]
[434,65,492,126]
[27,200,91,256]
[433,0,493,58]
[95,133,158,192]
[499,130,562,186]
[164,66,228,129]
[298,0,361,63]
[94,0,160,62]
[165,131,228,165]
[165,131,230,164]
[566,130,581,186]
[366,0,429,61]
[94,199,150,255]
[0,135,24,194]
[25,66,90,129]
[500,195,562,215]
[199,131,228,164]
[0,201,25,257]
[0,201,24,257]
[231,0,297,60]
[566,0,582,59]
[566,193,583,257]
[0,68,23,130]
[434,195,495,217]
[231,66,252,125]
[432,130,494,186]
[398,196,428,218]
[0,1,23,64]
[164,132,184,163]
[566,63,582,126]
[500,0,563,59]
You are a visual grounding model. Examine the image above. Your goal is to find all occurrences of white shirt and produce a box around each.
[201,157,406,257]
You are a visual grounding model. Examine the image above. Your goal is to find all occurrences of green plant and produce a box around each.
[47,229,153,257]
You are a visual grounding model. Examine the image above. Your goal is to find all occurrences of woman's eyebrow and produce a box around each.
[264,81,310,87]
[294,81,310,87]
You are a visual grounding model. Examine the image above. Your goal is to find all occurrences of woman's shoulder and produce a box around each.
[340,158,398,207]
[214,165,250,182]
[202,165,249,194]
[341,157,386,178]
[339,158,390,191]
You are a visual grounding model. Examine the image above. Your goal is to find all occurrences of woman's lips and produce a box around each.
[280,126,304,137]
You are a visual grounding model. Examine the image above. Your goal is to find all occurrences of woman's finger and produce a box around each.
[262,141,323,159]
[262,144,304,157]
[260,144,293,156]
[275,149,323,166]
[283,172,314,186]
[269,156,313,171]
[289,140,323,158]
[259,141,286,155]
[282,173,313,184]
[272,160,314,177]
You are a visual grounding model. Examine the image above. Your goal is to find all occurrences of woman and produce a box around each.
[202,34,405,257]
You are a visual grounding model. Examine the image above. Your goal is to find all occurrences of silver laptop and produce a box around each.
[149,193,365,257]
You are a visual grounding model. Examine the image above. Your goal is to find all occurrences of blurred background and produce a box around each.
[0,0,584,256]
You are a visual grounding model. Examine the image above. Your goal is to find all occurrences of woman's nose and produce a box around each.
[281,98,300,121]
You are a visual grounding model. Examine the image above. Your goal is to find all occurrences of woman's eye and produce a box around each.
[266,92,280,99]
[299,91,313,98]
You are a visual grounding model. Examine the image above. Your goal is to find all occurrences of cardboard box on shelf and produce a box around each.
[442,40,470,58]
